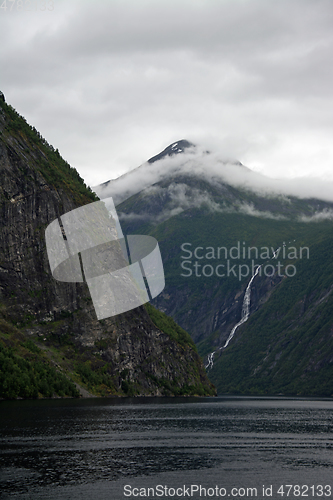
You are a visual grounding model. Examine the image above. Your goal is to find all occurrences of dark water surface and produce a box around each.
[0,397,332,499]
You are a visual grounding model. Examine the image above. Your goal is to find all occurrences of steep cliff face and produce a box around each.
[0,100,215,398]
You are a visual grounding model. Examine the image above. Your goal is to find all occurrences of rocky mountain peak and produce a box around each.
[148,139,195,164]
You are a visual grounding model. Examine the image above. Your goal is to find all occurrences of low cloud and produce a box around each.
[116,179,289,224]
[118,182,223,223]
[94,144,333,209]
[298,209,333,222]
[234,202,287,220]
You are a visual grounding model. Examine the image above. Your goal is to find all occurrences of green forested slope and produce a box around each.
[0,99,97,205]
[118,174,333,396]
[208,235,333,396]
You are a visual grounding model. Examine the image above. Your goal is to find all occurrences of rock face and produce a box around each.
[0,100,215,397]
[147,139,194,164]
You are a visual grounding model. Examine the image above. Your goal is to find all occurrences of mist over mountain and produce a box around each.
[95,140,333,396]
[94,139,333,211]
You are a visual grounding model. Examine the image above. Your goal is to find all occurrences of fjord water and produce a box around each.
[0,397,332,499]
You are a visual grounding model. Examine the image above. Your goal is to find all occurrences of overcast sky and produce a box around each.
[1,0,333,187]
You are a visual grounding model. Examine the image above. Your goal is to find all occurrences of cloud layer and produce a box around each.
[95,145,333,206]
[1,0,333,186]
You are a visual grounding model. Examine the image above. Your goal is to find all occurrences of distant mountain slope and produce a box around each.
[0,102,215,399]
[95,140,333,396]
[208,234,333,396]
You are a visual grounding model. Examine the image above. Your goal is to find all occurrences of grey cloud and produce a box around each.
[1,0,333,186]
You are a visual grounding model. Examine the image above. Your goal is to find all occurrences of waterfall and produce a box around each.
[205,264,262,370]
[205,244,283,370]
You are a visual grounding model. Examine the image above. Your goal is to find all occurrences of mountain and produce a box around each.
[0,99,215,399]
[95,140,333,397]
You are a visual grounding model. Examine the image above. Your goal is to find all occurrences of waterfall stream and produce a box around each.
[205,244,286,370]
[205,264,262,370]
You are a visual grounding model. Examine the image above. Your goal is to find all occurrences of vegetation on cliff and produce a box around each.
[0,99,98,205]
[0,305,215,399]
[145,303,196,350]
[0,320,80,399]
